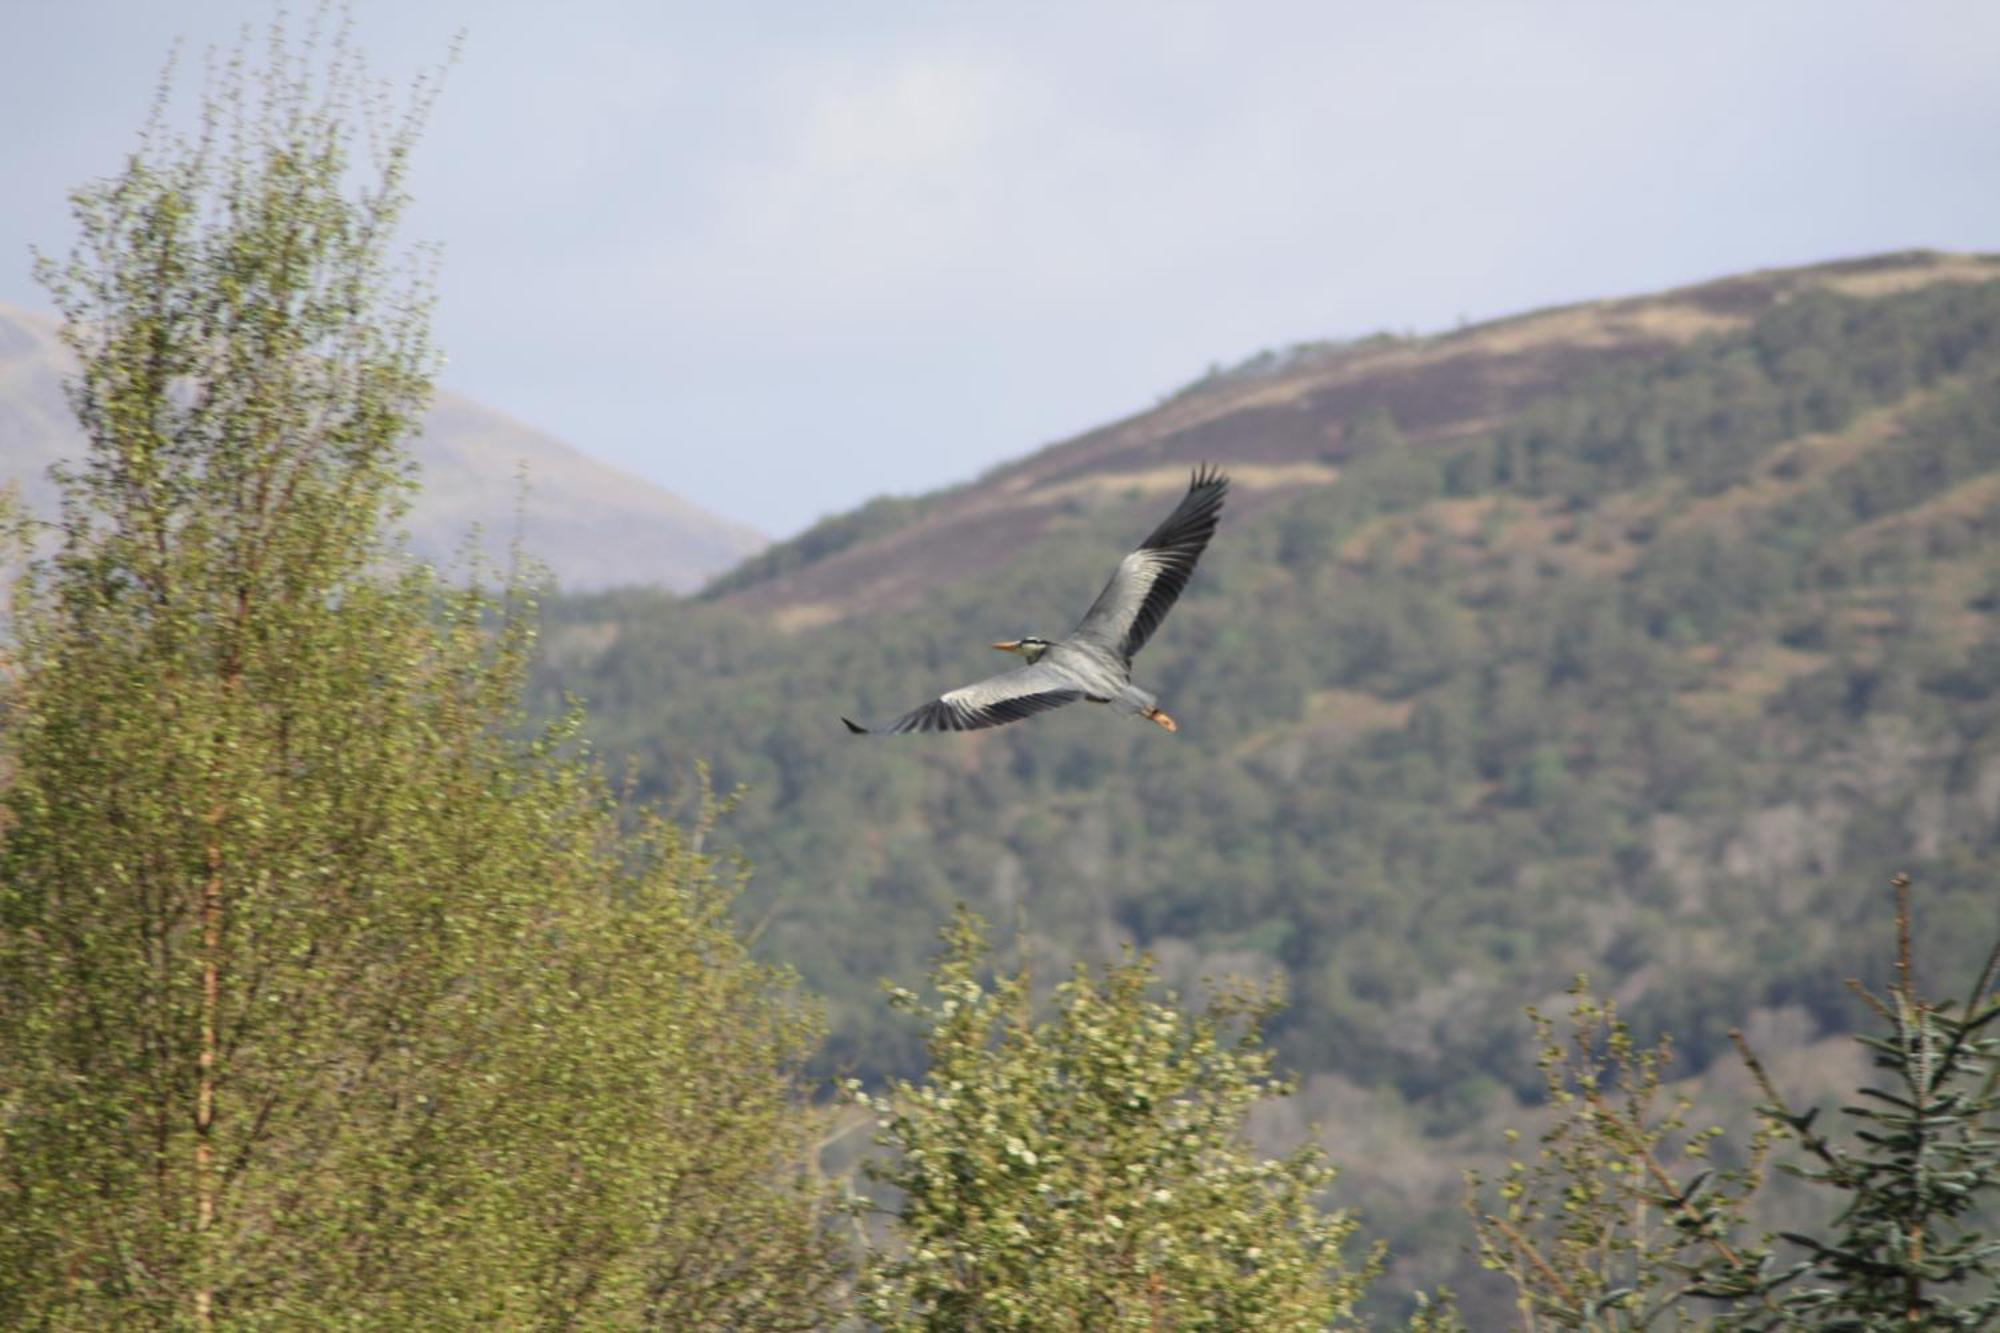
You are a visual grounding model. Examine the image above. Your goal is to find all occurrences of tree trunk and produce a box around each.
[195,806,223,1329]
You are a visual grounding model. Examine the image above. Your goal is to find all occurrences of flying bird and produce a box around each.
[842,466,1229,736]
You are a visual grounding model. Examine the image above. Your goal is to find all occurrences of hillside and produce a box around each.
[708,249,2000,623]
[536,250,2000,1306]
[0,301,764,592]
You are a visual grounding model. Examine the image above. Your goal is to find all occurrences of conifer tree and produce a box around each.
[1717,875,2000,1328]
[1469,875,2000,1329]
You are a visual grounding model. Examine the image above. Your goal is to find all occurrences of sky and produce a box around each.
[4,2,1998,537]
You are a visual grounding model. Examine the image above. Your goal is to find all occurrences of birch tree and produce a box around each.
[0,18,837,1327]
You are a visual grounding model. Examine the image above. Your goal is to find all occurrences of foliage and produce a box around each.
[1718,874,2000,1328]
[538,273,2000,1313]
[1465,981,1782,1328]
[543,277,2000,1098]
[851,908,1390,1330]
[1471,876,2000,1329]
[0,17,837,1327]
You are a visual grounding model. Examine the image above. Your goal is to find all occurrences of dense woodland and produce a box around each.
[534,274,2000,1314]
[4,16,1997,1328]
[543,277,2000,1098]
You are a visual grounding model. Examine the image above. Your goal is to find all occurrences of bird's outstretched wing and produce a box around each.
[1071,465,1228,660]
[842,660,1085,734]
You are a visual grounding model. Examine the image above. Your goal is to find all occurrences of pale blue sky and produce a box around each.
[5,1,1998,536]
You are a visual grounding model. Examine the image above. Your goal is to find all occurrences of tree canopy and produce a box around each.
[0,20,837,1327]
[854,910,1382,1330]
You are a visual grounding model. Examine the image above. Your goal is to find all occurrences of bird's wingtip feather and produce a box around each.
[841,717,869,735]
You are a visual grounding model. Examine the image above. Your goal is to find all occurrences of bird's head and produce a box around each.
[991,635,1054,665]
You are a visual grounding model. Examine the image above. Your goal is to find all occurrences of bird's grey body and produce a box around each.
[842,467,1227,736]
[1036,640,1155,715]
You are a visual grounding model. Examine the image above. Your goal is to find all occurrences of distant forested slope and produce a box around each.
[542,269,2000,1089]
[536,267,2000,1306]
[532,274,1996,1293]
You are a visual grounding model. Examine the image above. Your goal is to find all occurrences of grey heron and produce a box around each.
[841,466,1228,735]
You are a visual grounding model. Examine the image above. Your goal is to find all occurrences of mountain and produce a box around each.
[708,249,2000,621]
[537,249,2000,1310]
[0,301,764,592]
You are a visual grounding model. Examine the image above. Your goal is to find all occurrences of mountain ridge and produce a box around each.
[710,248,2000,624]
[0,300,765,593]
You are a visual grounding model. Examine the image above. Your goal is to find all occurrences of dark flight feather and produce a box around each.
[1072,465,1229,660]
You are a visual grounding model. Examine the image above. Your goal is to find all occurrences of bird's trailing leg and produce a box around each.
[1145,707,1178,733]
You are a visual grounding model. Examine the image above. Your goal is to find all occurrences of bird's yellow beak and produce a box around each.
[990,639,1023,654]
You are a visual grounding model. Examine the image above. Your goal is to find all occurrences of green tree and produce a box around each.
[0,18,837,1327]
[1718,875,2000,1328]
[1469,875,2000,1329]
[1465,980,1783,1329]
[852,908,1387,1331]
